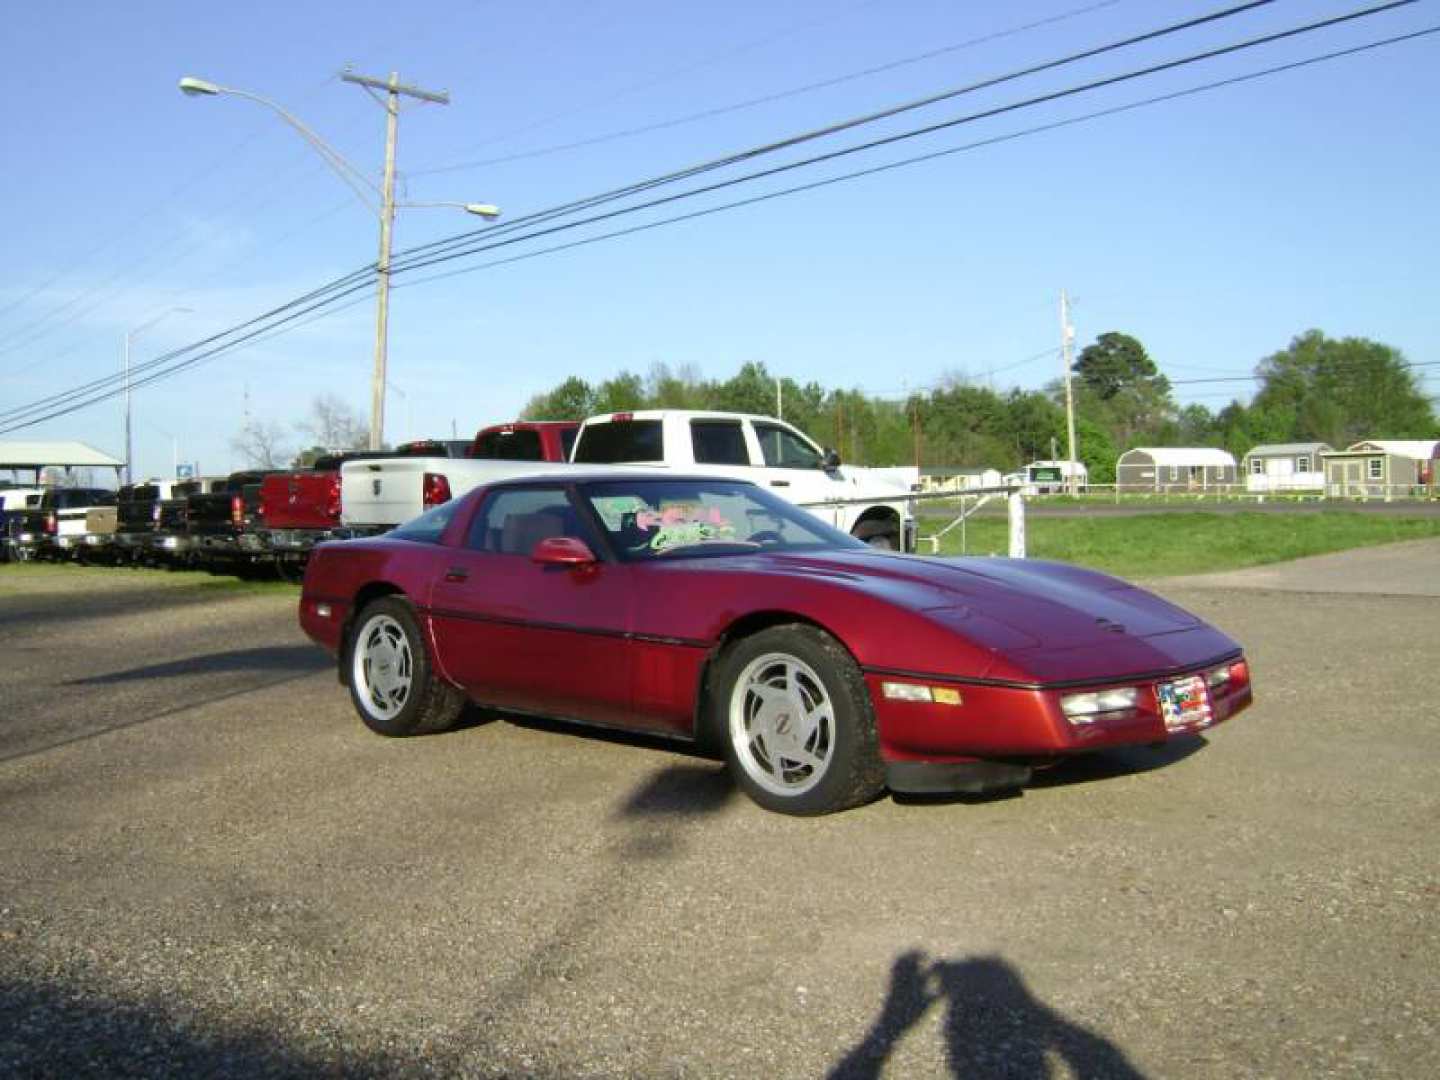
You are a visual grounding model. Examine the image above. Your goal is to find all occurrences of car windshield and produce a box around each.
[582,478,859,561]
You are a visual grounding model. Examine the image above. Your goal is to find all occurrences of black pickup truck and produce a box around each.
[152,476,229,566]
[113,480,185,565]
[186,470,278,569]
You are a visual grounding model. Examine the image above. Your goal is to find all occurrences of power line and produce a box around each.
[1170,359,1440,385]
[3,12,1429,434]
[424,0,889,168]
[410,0,1131,176]
[389,0,1291,272]
[0,265,376,426]
[389,3,1422,282]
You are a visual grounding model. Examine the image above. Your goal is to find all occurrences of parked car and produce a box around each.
[7,487,117,561]
[571,410,917,551]
[113,480,185,565]
[340,421,579,536]
[260,452,394,581]
[299,473,1252,816]
[151,476,231,566]
[1,487,45,561]
[186,470,277,569]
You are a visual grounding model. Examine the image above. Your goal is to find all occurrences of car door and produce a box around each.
[749,420,846,528]
[427,484,641,729]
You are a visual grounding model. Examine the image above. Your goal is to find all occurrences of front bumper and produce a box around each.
[866,658,1252,793]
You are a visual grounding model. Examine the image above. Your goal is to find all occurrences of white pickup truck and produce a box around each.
[571,410,917,551]
[339,422,580,535]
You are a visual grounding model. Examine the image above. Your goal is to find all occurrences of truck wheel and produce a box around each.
[713,624,885,815]
[348,596,465,737]
[273,555,306,585]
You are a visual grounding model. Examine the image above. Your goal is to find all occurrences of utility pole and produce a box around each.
[1059,289,1079,495]
[342,69,451,450]
[776,377,783,420]
[912,396,922,468]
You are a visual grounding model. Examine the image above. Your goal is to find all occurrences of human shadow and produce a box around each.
[829,952,1145,1080]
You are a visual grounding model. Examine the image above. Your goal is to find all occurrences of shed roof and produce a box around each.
[1243,442,1333,457]
[1119,447,1236,467]
[0,440,123,469]
[1343,440,1440,459]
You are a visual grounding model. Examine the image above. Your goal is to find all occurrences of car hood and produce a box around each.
[745,549,1198,647]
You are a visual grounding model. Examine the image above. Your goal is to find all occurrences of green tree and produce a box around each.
[1071,332,1175,447]
[522,376,596,420]
[715,361,778,416]
[1251,330,1435,446]
[592,371,646,414]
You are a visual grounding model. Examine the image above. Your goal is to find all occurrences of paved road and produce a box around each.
[1,560,1436,1078]
[1155,536,1440,597]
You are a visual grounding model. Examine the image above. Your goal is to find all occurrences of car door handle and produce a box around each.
[769,480,790,487]
[444,566,470,582]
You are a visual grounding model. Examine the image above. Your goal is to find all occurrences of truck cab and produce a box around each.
[571,411,916,550]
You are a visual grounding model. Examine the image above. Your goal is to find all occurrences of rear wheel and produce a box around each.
[348,596,464,737]
[714,624,885,815]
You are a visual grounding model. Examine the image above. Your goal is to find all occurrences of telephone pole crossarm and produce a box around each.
[340,69,450,105]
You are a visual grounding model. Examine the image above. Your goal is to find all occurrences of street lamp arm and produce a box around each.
[178,77,382,215]
[395,200,501,219]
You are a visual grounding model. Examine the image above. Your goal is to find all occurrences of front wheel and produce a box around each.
[713,624,885,815]
[347,597,465,737]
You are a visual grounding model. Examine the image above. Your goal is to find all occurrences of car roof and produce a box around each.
[479,468,762,491]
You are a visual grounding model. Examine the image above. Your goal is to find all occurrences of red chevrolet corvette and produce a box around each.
[299,473,1251,815]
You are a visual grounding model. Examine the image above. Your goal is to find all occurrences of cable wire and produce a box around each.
[389,2,1420,281]
[409,0,1131,176]
[386,0,1290,270]
[4,10,1430,433]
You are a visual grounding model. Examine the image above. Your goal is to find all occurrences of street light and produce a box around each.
[124,308,192,485]
[178,73,500,450]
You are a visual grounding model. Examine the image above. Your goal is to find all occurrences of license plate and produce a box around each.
[1156,675,1212,731]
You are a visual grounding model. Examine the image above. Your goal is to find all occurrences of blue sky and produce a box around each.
[2,0,1436,479]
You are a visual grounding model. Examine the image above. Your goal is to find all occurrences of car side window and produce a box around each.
[753,423,822,469]
[690,420,749,466]
[467,488,585,556]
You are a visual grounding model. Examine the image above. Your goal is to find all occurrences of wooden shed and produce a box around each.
[1242,442,1332,493]
[1323,440,1439,499]
[1116,447,1237,493]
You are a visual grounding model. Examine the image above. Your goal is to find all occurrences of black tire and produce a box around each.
[712,624,885,816]
[347,596,465,737]
[273,555,306,585]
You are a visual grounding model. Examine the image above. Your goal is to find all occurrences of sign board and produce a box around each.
[175,463,196,479]
[1028,466,1063,483]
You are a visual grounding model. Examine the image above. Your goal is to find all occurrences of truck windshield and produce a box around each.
[573,420,663,463]
[473,429,544,460]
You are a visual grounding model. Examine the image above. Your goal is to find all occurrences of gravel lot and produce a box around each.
[1,555,1436,1078]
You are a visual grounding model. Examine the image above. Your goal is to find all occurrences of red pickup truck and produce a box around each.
[265,422,577,579]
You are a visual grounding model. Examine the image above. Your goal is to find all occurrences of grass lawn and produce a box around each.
[929,511,1440,578]
[0,560,295,596]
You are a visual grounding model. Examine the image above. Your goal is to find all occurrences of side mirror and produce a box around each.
[532,536,597,567]
[822,448,842,470]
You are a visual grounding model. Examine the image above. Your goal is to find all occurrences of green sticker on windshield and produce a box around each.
[640,504,735,551]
